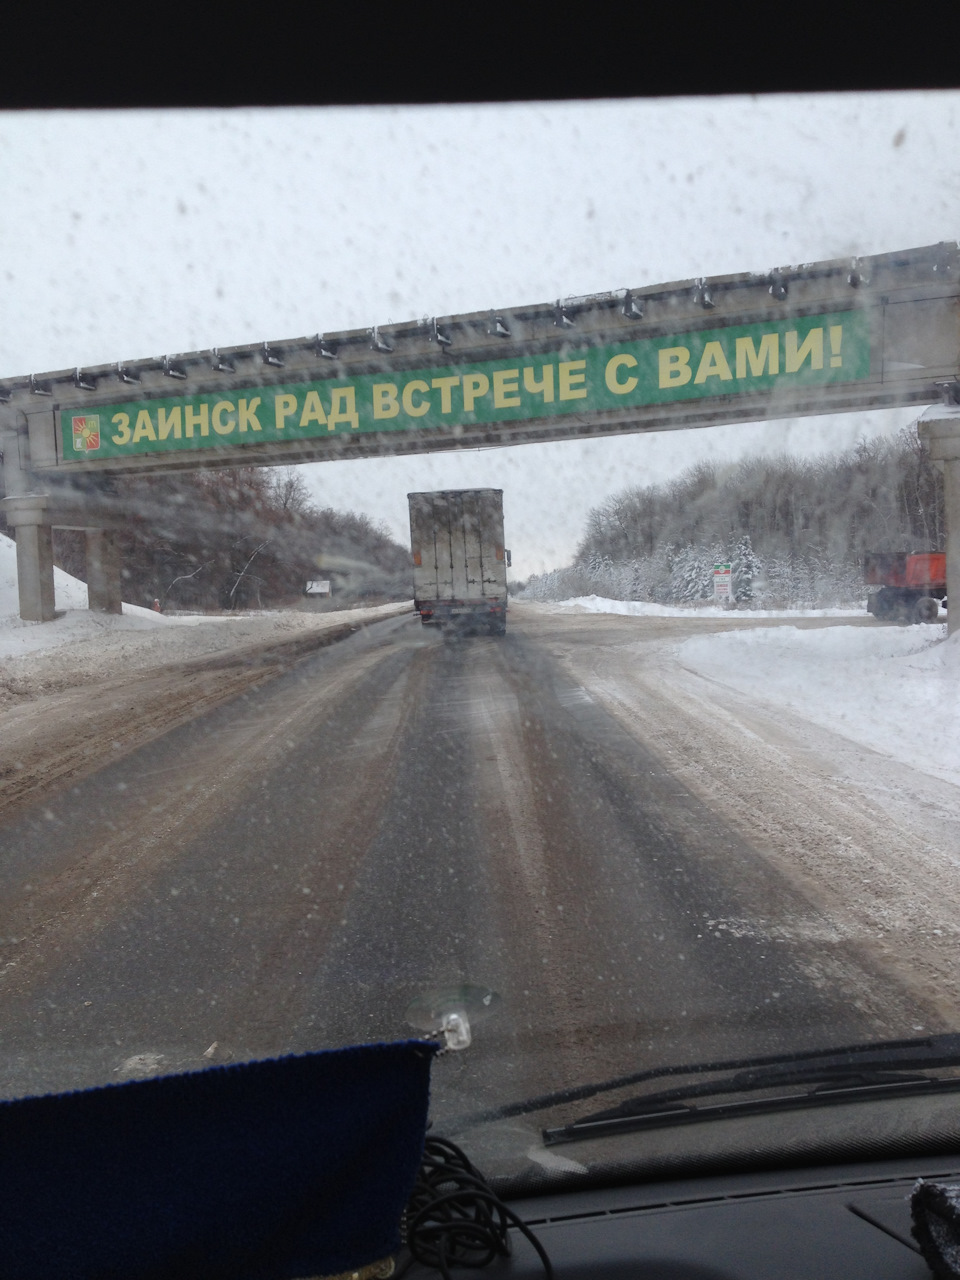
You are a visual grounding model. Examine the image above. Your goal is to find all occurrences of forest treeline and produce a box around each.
[39,468,411,611]
[519,428,944,608]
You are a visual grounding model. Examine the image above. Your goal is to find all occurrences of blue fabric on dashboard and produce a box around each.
[0,1040,437,1280]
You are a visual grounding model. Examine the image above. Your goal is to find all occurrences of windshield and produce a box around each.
[1,95,959,1191]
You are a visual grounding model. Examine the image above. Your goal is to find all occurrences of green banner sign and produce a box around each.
[61,310,871,460]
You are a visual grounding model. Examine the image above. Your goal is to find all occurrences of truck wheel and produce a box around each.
[915,596,940,623]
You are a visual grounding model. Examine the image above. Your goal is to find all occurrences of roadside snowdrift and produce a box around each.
[0,532,410,682]
[679,622,960,786]
[522,595,960,793]
[540,593,862,620]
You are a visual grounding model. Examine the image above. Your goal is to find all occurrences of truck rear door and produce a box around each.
[409,492,440,601]
[460,493,485,600]
[439,494,463,600]
[477,492,506,599]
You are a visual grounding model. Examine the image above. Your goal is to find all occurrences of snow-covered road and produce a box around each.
[539,593,960,786]
[3,542,960,1036]
[520,598,960,1029]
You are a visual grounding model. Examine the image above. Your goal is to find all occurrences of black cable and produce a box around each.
[398,1135,552,1280]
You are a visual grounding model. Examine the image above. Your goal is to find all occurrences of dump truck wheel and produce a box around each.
[870,588,896,620]
[915,596,940,623]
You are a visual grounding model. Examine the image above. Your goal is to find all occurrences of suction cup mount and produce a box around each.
[404,984,500,1052]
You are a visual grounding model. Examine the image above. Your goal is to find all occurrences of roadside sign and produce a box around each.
[52,310,872,464]
[4,242,959,476]
[713,564,732,604]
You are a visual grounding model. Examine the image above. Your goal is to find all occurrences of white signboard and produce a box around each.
[305,580,331,596]
[713,564,732,604]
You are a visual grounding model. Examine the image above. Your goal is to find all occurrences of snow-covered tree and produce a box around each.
[732,534,761,604]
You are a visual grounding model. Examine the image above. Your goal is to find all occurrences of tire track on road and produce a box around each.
[0,625,416,1022]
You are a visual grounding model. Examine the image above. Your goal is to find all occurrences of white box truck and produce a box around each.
[408,489,509,634]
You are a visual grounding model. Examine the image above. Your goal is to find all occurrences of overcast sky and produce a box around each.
[2,94,958,572]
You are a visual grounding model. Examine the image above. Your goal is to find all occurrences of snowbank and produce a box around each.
[0,533,181,659]
[679,623,960,786]
[0,533,411,676]
[539,593,863,620]
[525,591,960,790]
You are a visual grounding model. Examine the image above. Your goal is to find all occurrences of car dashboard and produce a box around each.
[487,1154,956,1279]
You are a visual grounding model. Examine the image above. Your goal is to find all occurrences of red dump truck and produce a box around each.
[864,552,946,623]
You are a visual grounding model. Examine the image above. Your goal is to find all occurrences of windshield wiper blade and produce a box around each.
[543,1067,954,1145]
[443,1033,960,1136]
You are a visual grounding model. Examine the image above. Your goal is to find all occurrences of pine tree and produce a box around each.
[732,534,761,604]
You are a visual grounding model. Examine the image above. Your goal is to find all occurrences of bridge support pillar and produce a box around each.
[3,494,125,622]
[13,520,56,622]
[86,529,122,614]
[918,405,960,637]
